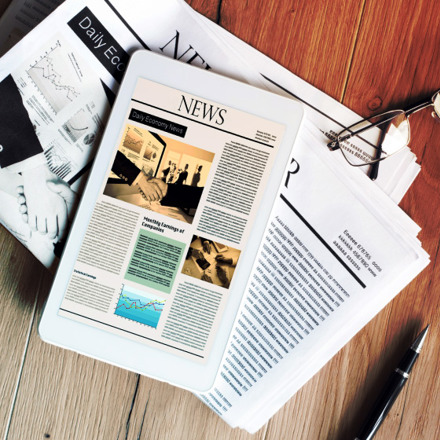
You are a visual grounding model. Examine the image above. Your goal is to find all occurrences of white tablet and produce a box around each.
[39,50,303,392]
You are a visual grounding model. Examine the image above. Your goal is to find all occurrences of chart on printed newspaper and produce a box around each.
[27,40,81,113]
[12,35,110,185]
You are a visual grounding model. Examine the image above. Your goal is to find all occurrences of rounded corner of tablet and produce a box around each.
[37,314,52,343]
[182,370,217,393]
[130,49,149,64]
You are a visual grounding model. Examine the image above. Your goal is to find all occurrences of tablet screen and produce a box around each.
[57,74,288,363]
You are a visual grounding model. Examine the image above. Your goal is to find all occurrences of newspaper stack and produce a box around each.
[0,0,429,433]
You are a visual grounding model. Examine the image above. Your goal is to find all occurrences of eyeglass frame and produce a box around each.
[326,89,440,180]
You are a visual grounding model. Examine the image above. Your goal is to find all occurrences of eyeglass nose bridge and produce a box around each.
[327,140,340,151]
[327,131,355,151]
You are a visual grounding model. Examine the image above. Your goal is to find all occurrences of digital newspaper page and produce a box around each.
[57,76,287,362]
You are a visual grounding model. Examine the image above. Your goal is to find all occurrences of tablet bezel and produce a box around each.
[39,50,303,392]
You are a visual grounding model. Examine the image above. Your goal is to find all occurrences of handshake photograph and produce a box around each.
[104,125,215,224]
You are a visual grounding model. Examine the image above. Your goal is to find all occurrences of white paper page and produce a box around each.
[300,118,422,238]
[236,150,428,431]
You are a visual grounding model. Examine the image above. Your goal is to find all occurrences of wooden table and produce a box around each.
[1,0,439,439]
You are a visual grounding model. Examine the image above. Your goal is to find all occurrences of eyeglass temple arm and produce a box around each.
[404,98,432,116]
[368,97,434,178]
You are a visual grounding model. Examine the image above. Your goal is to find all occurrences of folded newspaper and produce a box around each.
[0,0,430,433]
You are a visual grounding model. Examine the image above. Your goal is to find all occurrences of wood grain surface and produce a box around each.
[1,0,439,439]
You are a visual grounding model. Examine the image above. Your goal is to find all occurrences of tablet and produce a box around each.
[39,50,303,392]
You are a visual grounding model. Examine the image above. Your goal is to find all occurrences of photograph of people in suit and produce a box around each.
[105,128,215,224]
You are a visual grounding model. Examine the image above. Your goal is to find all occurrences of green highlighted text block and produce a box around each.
[125,229,185,294]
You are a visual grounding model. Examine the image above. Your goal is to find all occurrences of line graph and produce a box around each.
[115,285,165,328]
[27,40,80,114]
[123,127,143,154]
[63,109,91,142]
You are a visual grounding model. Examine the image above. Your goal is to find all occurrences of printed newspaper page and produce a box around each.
[58,76,287,362]
[199,120,429,431]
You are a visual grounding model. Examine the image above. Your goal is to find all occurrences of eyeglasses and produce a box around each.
[327,89,440,180]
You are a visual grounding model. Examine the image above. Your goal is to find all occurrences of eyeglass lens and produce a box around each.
[432,91,440,118]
